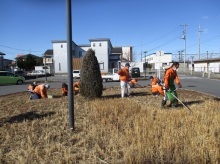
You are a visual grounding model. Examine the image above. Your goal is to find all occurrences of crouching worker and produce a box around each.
[73,81,80,95]
[30,83,50,99]
[148,76,164,96]
[129,78,138,88]
[129,78,143,88]
[61,83,68,96]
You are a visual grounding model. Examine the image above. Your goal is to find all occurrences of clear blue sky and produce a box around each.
[0,0,220,61]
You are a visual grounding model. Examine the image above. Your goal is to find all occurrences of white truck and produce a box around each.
[102,68,120,82]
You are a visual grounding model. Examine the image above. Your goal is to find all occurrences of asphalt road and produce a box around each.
[0,75,220,98]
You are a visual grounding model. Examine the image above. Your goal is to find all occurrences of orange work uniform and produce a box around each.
[163,67,181,91]
[129,79,138,88]
[149,77,164,96]
[61,83,68,96]
[118,67,130,82]
[73,82,80,94]
[33,84,48,98]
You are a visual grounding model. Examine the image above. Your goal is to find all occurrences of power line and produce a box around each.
[0,44,43,53]
[134,26,182,48]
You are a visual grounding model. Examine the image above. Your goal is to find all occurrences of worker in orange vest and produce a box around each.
[61,83,68,96]
[162,62,182,107]
[61,81,80,96]
[30,83,50,99]
[148,76,164,96]
[118,63,131,98]
[129,78,138,88]
[73,81,80,95]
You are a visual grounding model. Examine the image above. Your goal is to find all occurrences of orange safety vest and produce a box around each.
[33,84,48,98]
[118,67,130,82]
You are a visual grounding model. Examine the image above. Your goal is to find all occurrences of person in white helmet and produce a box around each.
[30,83,50,99]
[118,63,131,98]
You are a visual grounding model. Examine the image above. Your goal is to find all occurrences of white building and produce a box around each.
[52,38,132,74]
[142,51,172,69]
[194,58,220,73]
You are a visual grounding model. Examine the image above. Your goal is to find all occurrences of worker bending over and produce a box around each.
[27,82,38,92]
[61,81,80,96]
[61,83,68,96]
[129,78,138,88]
[73,81,80,95]
[148,76,164,96]
[29,83,50,99]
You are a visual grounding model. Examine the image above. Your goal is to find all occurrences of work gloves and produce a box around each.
[178,83,182,88]
[165,85,169,90]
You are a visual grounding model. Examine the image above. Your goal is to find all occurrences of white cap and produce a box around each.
[44,84,50,89]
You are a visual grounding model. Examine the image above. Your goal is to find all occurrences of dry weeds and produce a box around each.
[0,87,219,163]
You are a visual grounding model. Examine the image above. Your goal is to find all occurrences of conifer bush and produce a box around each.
[80,49,103,98]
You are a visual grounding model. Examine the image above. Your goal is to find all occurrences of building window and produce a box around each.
[59,63,61,71]
[99,43,102,47]
[79,51,82,57]
[99,63,104,70]
[93,43,95,47]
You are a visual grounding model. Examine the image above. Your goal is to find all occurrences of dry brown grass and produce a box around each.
[0,87,220,163]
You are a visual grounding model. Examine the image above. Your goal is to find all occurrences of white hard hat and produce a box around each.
[44,84,50,89]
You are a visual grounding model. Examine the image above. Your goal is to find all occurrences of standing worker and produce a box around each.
[118,63,131,98]
[162,62,182,107]
[148,76,164,96]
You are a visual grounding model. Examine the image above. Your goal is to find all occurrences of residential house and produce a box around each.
[52,38,132,74]
[43,49,54,74]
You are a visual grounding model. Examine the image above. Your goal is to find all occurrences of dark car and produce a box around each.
[131,67,140,78]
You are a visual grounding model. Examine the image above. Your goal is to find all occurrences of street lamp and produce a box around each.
[144,51,147,79]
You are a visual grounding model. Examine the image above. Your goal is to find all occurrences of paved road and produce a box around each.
[0,75,219,98]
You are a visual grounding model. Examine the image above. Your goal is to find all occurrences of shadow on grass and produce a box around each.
[0,111,55,127]
[213,97,220,101]
[183,100,204,106]
[101,92,151,99]
[52,95,63,98]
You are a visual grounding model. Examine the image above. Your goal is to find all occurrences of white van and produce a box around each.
[73,70,80,78]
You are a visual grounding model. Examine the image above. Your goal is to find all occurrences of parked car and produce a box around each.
[131,67,140,78]
[27,70,46,76]
[73,70,80,78]
[0,71,25,85]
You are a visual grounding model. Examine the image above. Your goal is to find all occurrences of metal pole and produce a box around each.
[144,51,147,79]
[44,54,47,82]
[67,0,74,130]
[181,24,188,72]
[198,24,204,60]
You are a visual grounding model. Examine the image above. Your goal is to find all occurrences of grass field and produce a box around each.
[0,87,219,163]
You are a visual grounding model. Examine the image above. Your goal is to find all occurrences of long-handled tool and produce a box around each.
[169,90,192,113]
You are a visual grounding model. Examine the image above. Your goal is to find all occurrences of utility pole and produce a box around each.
[198,24,204,60]
[181,24,188,72]
[144,51,147,79]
